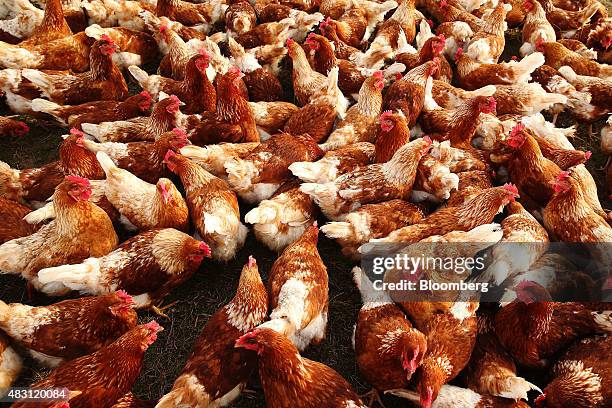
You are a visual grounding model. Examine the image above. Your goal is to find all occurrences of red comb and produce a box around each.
[423,136,432,145]
[172,128,187,138]
[454,47,463,61]
[248,255,256,267]
[286,38,295,46]
[65,175,90,187]
[437,34,446,42]
[139,91,151,100]
[535,394,546,408]
[380,110,393,120]
[503,183,519,196]
[198,241,212,257]
[70,128,84,137]
[164,150,176,163]
[556,171,570,181]
[160,25,169,32]
[100,34,113,43]
[115,290,134,305]
[198,48,209,58]
[169,95,181,104]
[373,71,384,80]
[144,320,162,333]
[427,19,433,27]
[584,150,592,160]
[510,122,525,136]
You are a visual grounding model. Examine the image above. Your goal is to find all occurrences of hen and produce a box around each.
[225,132,323,203]
[31,91,152,129]
[10,322,162,408]
[536,39,612,80]
[375,110,411,163]
[235,328,366,408]
[319,71,386,151]
[520,0,556,56]
[0,159,64,203]
[494,281,612,369]
[156,257,268,407]
[0,116,28,137]
[165,151,247,261]
[259,224,328,351]
[372,184,518,245]
[155,0,227,27]
[128,52,216,114]
[245,179,316,252]
[383,60,439,128]
[301,137,431,220]
[82,95,187,143]
[179,141,259,180]
[96,151,189,232]
[82,128,190,184]
[22,35,128,104]
[463,308,541,400]
[537,335,611,408]
[37,228,211,309]
[0,176,118,293]
[189,67,260,145]
[0,292,136,366]
[322,199,425,259]
[456,50,545,90]
[352,266,427,402]
[465,3,511,64]
[290,142,375,184]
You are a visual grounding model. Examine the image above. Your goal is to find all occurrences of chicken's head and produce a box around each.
[164,150,179,173]
[504,123,527,149]
[98,34,117,56]
[227,66,245,87]
[431,35,446,56]
[64,175,92,202]
[523,0,534,12]
[156,179,175,205]
[535,37,546,52]
[454,47,463,62]
[305,33,320,51]
[165,95,182,114]
[421,136,433,156]
[417,363,446,408]
[515,280,553,303]
[137,91,152,112]
[195,49,211,73]
[502,183,519,202]
[379,110,395,132]
[373,71,385,90]
[399,330,428,380]
[70,128,86,147]
[139,321,163,350]
[10,121,29,137]
[186,240,212,265]
[109,290,136,318]
[477,96,497,115]
[166,128,191,152]
[550,170,572,194]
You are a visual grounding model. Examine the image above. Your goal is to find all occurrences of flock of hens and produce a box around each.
[0,0,610,406]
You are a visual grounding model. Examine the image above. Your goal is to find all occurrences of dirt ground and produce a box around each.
[1,17,611,408]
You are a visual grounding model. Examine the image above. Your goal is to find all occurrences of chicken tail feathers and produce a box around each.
[592,310,612,333]
[23,202,56,225]
[320,221,352,239]
[81,123,104,141]
[513,52,545,82]
[497,376,542,400]
[30,98,61,117]
[127,65,149,87]
[37,259,101,294]
[244,206,277,225]
[96,151,117,177]
[21,69,53,95]
[289,161,328,183]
